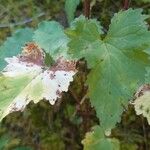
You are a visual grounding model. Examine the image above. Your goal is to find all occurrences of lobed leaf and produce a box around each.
[66,9,150,131]
[82,126,120,150]
[0,43,76,121]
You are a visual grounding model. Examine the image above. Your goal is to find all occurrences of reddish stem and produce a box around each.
[84,0,90,18]
[123,0,130,10]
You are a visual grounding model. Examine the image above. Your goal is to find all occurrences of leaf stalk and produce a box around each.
[83,0,90,18]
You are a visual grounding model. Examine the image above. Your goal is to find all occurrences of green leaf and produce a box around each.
[33,21,69,59]
[0,28,33,71]
[66,9,150,131]
[0,43,76,121]
[82,126,120,150]
[66,15,103,67]
[133,83,150,125]
[65,0,80,23]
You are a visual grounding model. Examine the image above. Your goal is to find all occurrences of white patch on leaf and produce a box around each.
[3,56,42,77]
[134,84,150,125]
[41,70,75,104]
[0,42,76,120]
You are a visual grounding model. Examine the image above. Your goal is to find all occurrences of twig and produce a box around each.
[80,94,88,105]
[0,12,45,29]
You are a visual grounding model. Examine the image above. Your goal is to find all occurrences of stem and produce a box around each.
[123,0,130,10]
[84,0,90,18]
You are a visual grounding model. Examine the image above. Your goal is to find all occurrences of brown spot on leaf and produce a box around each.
[50,73,56,80]
[56,90,61,97]
[19,42,45,66]
[10,103,18,113]
[135,84,150,98]
[50,57,76,72]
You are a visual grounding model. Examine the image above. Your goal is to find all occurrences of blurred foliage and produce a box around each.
[0,0,150,149]
[0,0,65,44]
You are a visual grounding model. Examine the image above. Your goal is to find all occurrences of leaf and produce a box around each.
[133,82,150,125]
[66,15,103,67]
[66,9,150,131]
[33,21,69,59]
[134,91,150,124]
[65,0,80,23]
[82,126,120,150]
[0,42,76,121]
[0,28,34,71]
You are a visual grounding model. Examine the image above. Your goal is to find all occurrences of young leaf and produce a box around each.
[33,21,69,59]
[66,9,150,131]
[0,28,33,71]
[65,0,80,23]
[0,42,76,121]
[82,126,120,150]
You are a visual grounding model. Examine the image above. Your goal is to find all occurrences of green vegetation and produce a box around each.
[0,0,150,150]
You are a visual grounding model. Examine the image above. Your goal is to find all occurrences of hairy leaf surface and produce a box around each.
[0,43,76,121]
[82,126,120,150]
[66,9,150,131]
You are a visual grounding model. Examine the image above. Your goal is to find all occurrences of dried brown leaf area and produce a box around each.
[20,42,45,66]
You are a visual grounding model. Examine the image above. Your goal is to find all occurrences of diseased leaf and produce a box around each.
[33,21,69,59]
[133,83,150,125]
[0,28,34,71]
[82,126,120,150]
[66,9,150,131]
[0,42,76,121]
[134,91,150,125]
[65,0,80,23]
